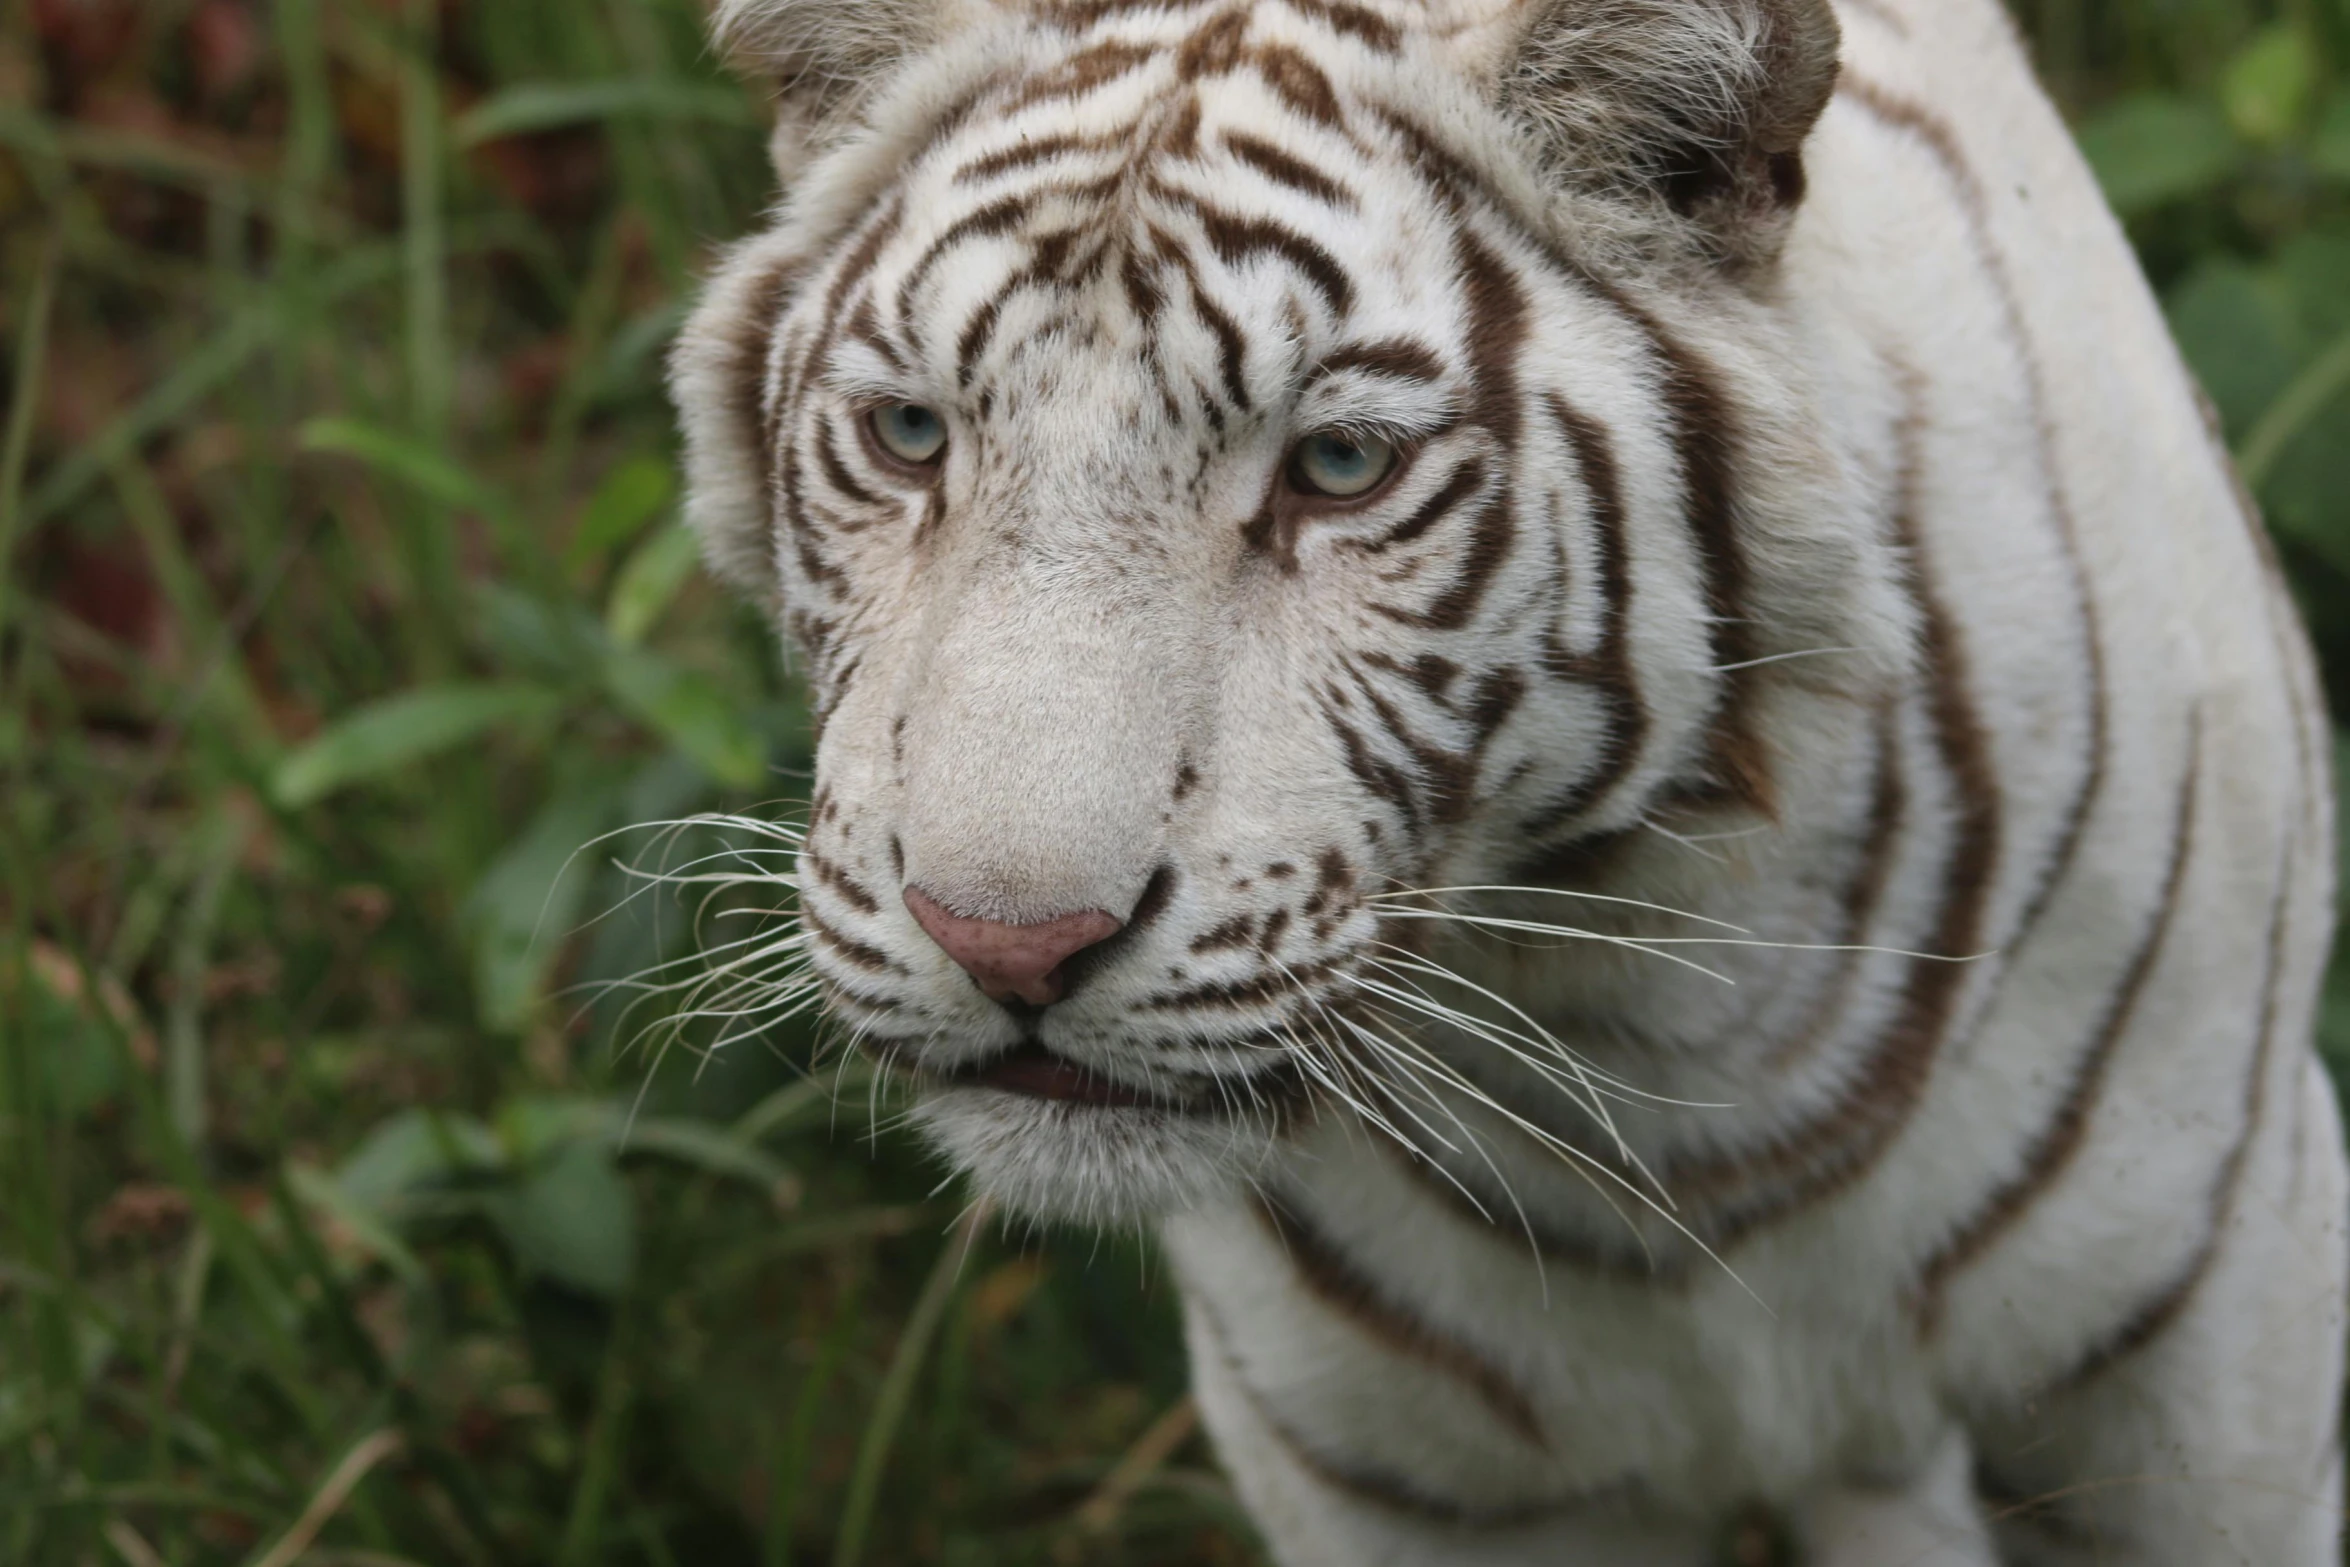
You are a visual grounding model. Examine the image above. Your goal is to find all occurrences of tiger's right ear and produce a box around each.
[713,0,983,183]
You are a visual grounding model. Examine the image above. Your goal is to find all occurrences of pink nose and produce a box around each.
[903,887,1124,1007]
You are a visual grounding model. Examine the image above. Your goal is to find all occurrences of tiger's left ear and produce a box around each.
[1483,0,1841,267]
[713,0,988,184]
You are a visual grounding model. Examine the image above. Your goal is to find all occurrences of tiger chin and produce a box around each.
[911,1081,1283,1227]
[672,0,2348,1562]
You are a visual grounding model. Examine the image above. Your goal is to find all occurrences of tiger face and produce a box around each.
[674,0,1902,1225]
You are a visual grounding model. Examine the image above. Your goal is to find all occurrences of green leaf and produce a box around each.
[618,1118,799,1207]
[2252,342,2350,574]
[2221,23,2320,147]
[299,417,511,521]
[474,583,609,684]
[286,1165,429,1289]
[2075,94,2240,215]
[602,648,766,788]
[467,779,628,1033]
[2315,92,2350,182]
[2274,229,2350,343]
[452,79,756,147]
[606,524,701,647]
[485,1141,636,1298]
[272,682,563,807]
[568,455,676,568]
[21,242,412,528]
[497,1096,620,1163]
[335,1110,503,1213]
[2165,259,2301,437]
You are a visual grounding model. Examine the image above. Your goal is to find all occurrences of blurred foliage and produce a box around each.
[0,1,2346,1564]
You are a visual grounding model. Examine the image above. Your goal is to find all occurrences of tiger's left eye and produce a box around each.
[869,403,947,466]
[1290,431,1397,498]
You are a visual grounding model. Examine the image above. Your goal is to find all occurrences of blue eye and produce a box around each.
[1292,431,1397,498]
[869,403,947,465]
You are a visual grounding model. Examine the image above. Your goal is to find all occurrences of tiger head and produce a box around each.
[671,0,1911,1225]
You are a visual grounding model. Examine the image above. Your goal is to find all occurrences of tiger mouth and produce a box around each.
[925,1039,1311,1118]
[943,1043,1192,1111]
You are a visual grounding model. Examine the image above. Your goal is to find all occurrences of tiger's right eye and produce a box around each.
[869,404,947,466]
[1290,431,1398,499]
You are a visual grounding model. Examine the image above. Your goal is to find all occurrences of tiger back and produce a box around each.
[671,0,2349,1561]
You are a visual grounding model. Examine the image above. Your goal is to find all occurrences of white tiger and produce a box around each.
[670,0,2349,1560]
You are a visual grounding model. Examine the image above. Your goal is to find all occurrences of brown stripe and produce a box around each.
[1341,656,1521,825]
[953,131,1101,184]
[1454,226,1527,444]
[1655,368,2002,1243]
[1001,38,1159,112]
[1220,129,1354,207]
[821,980,905,1016]
[843,298,905,373]
[1362,89,1761,787]
[817,201,905,351]
[1044,0,1213,29]
[1318,337,1446,383]
[1282,0,1402,53]
[1178,254,1253,409]
[802,904,908,975]
[1200,210,1354,316]
[1912,715,2202,1333]
[802,848,882,916]
[1363,226,1523,630]
[1524,393,1646,834]
[1761,700,1907,1072]
[894,193,1035,320]
[1840,74,2108,964]
[1325,707,1423,834]
[1387,1134,1687,1282]
[1184,1293,1594,1528]
[1255,1195,1548,1447]
[777,439,845,590]
[1608,294,1773,819]
[812,417,880,509]
[1248,42,1346,128]
[1139,957,1335,1010]
[1175,9,1249,77]
[2050,848,2292,1393]
[729,255,802,572]
[1370,496,1514,631]
[2199,385,2328,886]
[1349,459,1484,553]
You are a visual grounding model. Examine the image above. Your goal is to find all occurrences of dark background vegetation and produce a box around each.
[3,1,2347,1563]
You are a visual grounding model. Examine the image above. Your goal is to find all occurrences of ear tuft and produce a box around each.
[1496,0,1840,266]
[713,0,966,181]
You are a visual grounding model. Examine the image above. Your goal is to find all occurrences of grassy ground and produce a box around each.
[4,1,2349,1564]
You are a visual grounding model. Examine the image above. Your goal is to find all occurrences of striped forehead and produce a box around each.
[808,3,1467,414]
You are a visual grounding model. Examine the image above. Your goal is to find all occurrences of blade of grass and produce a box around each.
[400,0,450,444]
[271,0,335,264]
[765,1269,867,1567]
[21,242,412,530]
[453,79,755,145]
[243,1428,404,1567]
[832,1202,991,1567]
[2239,323,2350,490]
[166,810,247,1157]
[1068,1396,1201,1540]
[0,230,59,654]
[103,1518,169,1567]
[558,1302,633,1567]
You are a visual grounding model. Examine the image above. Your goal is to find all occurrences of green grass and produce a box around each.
[3,1,2349,1563]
